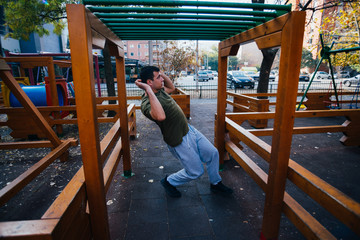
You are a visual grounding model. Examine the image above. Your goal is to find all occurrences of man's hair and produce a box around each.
[140,66,160,83]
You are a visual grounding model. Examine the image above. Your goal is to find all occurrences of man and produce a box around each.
[135,66,232,198]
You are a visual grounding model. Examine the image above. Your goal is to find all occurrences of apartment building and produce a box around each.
[123,40,166,65]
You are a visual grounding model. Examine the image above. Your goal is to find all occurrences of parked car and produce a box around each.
[299,74,310,82]
[251,71,276,82]
[227,71,255,89]
[343,74,360,87]
[338,71,351,78]
[212,71,218,77]
[205,70,215,80]
[180,71,187,76]
[311,71,331,80]
[195,71,210,82]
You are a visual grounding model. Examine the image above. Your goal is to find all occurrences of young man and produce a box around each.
[135,66,232,198]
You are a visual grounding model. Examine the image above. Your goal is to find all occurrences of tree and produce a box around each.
[0,0,78,41]
[228,56,239,70]
[301,48,317,69]
[321,1,360,72]
[158,41,196,82]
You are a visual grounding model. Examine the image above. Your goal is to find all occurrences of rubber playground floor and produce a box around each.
[106,99,360,240]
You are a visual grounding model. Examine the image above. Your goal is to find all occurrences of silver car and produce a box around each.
[343,74,360,87]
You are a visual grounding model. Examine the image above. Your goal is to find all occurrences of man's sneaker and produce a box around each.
[210,181,233,195]
[161,176,181,198]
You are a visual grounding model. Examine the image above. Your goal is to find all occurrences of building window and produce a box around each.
[125,52,127,57]
[145,44,148,48]
[130,52,134,56]
[138,52,140,56]
[138,44,141,48]
[130,44,134,48]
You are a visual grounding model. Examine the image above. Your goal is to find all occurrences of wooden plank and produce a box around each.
[226,109,360,121]
[0,140,72,207]
[42,167,85,219]
[85,8,124,50]
[261,12,306,239]
[100,119,121,163]
[66,4,110,240]
[115,56,132,175]
[0,139,78,150]
[0,219,58,239]
[283,193,336,240]
[103,137,122,192]
[249,125,346,136]
[219,13,289,50]
[255,31,282,50]
[215,46,229,166]
[288,161,360,236]
[225,141,267,190]
[0,63,61,146]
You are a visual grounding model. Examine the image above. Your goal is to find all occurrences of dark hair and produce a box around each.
[140,66,160,83]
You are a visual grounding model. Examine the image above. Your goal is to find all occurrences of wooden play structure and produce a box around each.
[0,1,359,239]
[215,10,360,240]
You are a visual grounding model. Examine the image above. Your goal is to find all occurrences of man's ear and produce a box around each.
[146,79,153,86]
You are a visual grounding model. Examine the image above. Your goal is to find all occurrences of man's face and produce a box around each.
[149,71,164,91]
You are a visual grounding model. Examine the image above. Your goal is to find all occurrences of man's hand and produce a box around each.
[135,79,150,91]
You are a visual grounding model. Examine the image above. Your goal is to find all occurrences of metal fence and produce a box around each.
[96,80,358,99]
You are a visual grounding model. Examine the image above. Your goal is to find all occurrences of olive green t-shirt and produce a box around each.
[141,89,189,147]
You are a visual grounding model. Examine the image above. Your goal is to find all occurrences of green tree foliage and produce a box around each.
[158,41,196,81]
[0,0,78,40]
[321,1,360,71]
[301,48,317,69]
[228,56,239,70]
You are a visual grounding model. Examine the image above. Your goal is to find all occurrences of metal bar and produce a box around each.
[88,7,279,17]
[107,22,252,28]
[84,0,292,11]
[95,13,267,22]
[101,18,258,26]
[111,26,248,31]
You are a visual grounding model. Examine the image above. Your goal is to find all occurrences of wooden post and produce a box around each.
[66,4,110,240]
[260,11,306,240]
[115,56,132,177]
[216,49,228,168]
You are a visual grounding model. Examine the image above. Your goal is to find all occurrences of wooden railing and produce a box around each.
[226,92,270,128]
[0,104,135,238]
[223,109,360,239]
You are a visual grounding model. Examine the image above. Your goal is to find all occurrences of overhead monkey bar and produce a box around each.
[84,0,291,40]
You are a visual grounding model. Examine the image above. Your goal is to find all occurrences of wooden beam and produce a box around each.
[219,13,288,50]
[0,219,58,239]
[260,11,306,240]
[115,56,132,175]
[255,32,282,50]
[216,43,228,167]
[85,8,124,50]
[0,139,78,150]
[66,4,110,240]
[249,125,346,136]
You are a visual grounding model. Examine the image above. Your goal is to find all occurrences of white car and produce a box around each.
[311,71,331,80]
[343,74,360,87]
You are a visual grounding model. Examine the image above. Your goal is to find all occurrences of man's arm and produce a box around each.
[161,72,175,94]
[135,79,166,121]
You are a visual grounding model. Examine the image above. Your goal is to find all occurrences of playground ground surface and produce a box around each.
[0,99,360,239]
